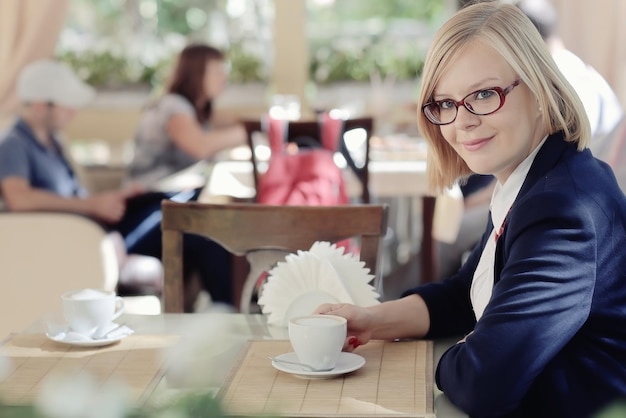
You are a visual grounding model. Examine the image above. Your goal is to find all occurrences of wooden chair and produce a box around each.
[243,116,374,204]
[161,201,389,313]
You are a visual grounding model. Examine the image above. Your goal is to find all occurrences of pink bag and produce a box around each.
[257,114,349,206]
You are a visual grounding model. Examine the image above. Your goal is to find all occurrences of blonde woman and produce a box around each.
[316,2,626,417]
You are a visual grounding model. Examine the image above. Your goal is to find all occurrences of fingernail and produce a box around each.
[348,337,360,348]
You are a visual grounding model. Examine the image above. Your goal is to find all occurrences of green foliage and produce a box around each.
[56,44,263,89]
[307,0,446,23]
[56,50,174,90]
[0,405,42,418]
[227,44,265,84]
[594,401,626,418]
[127,392,228,418]
[0,392,261,418]
[154,0,220,36]
[309,42,424,84]
[306,0,444,84]
[57,50,130,88]
[59,0,443,88]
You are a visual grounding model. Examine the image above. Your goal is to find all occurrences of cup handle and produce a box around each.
[112,296,125,321]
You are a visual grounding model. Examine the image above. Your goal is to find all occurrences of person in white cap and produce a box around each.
[0,59,142,221]
[516,0,623,139]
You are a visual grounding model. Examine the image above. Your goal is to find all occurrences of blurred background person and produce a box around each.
[0,59,142,229]
[127,43,249,311]
[128,43,247,189]
[517,0,623,138]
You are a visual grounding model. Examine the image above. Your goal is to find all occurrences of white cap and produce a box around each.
[16,59,95,108]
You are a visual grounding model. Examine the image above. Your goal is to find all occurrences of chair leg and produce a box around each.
[162,230,185,313]
[231,255,249,312]
[184,271,203,313]
[240,271,258,315]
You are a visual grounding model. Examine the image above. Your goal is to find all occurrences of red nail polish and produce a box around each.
[348,336,358,345]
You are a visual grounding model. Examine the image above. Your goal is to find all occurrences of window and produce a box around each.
[307,0,450,84]
[59,0,450,91]
[58,0,272,89]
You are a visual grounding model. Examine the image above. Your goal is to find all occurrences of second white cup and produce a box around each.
[62,288,125,335]
[288,314,347,371]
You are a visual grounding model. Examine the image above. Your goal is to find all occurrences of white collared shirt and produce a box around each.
[470,136,548,320]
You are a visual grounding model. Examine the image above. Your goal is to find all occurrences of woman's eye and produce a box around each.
[439,100,456,110]
[475,89,496,100]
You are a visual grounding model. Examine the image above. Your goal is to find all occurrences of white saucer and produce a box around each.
[271,352,365,379]
[46,331,129,348]
[45,323,133,348]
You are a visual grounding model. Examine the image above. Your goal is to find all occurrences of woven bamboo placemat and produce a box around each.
[219,339,434,417]
[0,333,178,405]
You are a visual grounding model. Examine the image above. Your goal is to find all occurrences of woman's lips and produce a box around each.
[461,137,491,152]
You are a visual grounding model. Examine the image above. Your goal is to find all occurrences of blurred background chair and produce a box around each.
[0,213,118,339]
[0,213,162,339]
[161,201,388,313]
[243,115,374,204]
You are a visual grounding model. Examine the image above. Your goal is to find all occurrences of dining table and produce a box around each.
[2,313,468,418]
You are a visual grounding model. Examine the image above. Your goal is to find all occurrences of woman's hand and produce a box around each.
[316,295,431,349]
[314,303,375,352]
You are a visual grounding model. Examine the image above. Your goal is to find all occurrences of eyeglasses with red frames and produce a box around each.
[422,79,522,125]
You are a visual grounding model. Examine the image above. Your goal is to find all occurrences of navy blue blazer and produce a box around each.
[407,132,626,417]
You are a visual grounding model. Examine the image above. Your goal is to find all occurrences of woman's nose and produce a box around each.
[454,105,480,129]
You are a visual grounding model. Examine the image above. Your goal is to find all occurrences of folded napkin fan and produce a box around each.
[257,241,380,326]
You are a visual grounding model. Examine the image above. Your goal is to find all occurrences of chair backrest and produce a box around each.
[0,213,119,338]
[161,201,388,313]
[243,116,374,204]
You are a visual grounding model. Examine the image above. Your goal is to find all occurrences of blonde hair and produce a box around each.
[417,1,591,193]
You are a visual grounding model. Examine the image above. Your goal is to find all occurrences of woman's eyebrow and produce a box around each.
[432,77,503,100]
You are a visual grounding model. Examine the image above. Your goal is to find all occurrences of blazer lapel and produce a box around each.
[516,131,569,200]
[493,131,572,283]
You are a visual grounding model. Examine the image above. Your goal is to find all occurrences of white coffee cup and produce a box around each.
[288,314,347,371]
[62,289,125,335]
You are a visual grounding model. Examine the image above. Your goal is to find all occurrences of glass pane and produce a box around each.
[307,0,450,85]
[58,0,273,90]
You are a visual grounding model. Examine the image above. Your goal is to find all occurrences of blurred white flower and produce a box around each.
[165,315,247,388]
[35,372,131,418]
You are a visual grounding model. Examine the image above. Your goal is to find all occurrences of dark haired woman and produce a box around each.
[125,44,245,311]
[129,43,246,186]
